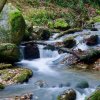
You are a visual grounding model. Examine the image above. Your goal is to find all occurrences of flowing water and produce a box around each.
[0,24,100,100]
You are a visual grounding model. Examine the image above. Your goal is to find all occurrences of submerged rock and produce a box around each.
[58,89,76,100]
[86,89,100,100]
[35,80,48,88]
[76,81,89,89]
[24,43,40,60]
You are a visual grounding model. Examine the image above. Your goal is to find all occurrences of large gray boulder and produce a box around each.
[0,3,26,45]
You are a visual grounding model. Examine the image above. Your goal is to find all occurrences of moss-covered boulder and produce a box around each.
[13,68,32,83]
[0,67,33,85]
[63,37,76,48]
[86,89,100,100]
[0,3,26,44]
[0,43,20,63]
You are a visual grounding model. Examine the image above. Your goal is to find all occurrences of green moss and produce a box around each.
[55,28,82,39]
[9,10,26,44]
[0,67,33,85]
[0,83,5,90]
[14,68,32,83]
[0,63,12,69]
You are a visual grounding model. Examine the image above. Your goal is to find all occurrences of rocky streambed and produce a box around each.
[0,26,100,100]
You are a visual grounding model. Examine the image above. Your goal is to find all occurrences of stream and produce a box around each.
[0,23,100,100]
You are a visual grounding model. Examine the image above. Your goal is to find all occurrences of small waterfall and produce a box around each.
[38,45,59,58]
[19,45,25,60]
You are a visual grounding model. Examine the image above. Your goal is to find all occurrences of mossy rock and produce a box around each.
[80,49,100,64]
[0,43,20,63]
[0,3,26,44]
[0,83,5,90]
[13,68,33,83]
[63,37,76,48]
[87,89,100,100]
[76,81,89,89]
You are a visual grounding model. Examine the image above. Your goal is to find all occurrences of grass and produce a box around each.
[87,89,100,100]
[25,8,56,25]
[8,0,100,29]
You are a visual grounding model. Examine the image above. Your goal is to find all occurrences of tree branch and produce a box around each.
[0,0,7,13]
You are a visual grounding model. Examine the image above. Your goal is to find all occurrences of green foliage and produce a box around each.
[93,16,100,22]
[27,8,55,25]
[55,19,68,28]
[45,0,100,8]
[87,90,100,100]
[48,18,68,29]
[96,9,100,15]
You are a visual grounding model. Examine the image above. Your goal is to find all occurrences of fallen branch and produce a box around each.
[55,28,82,39]
[0,0,7,13]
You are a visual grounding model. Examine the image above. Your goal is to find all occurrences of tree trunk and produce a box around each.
[0,0,7,13]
